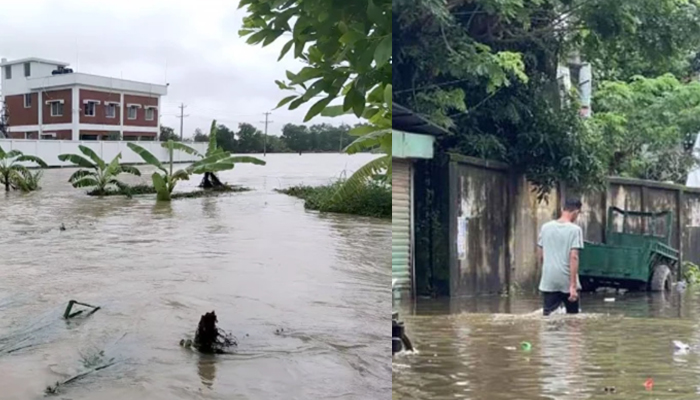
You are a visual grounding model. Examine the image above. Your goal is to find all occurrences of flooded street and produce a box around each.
[0,153,390,400]
[393,290,700,399]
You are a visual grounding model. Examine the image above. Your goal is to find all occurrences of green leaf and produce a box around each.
[374,35,392,67]
[78,145,106,170]
[278,39,294,61]
[327,155,390,206]
[207,119,218,156]
[58,154,96,169]
[349,124,381,137]
[367,0,384,27]
[15,155,48,168]
[127,143,166,173]
[151,172,170,201]
[228,156,266,165]
[72,177,100,189]
[344,86,366,117]
[246,30,269,45]
[321,105,350,117]
[384,84,392,109]
[163,141,201,156]
[289,97,306,110]
[276,95,298,109]
[304,96,333,122]
[339,30,365,46]
[5,150,22,159]
[68,169,95,183]
[262,30,284,46]
[119,165,141,176]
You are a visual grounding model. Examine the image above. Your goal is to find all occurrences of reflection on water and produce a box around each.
[0,154,390,400]
[393,290,700,399]
[198,355,217,389]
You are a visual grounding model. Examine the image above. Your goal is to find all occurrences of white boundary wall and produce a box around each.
[0,139,207,167]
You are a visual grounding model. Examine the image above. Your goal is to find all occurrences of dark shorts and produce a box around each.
[542,291,579,316]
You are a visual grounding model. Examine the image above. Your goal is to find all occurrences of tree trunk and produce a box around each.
[199,172,223,189]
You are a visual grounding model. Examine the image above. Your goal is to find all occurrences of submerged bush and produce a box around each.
[88,183,250,199]
[277,180,390,218]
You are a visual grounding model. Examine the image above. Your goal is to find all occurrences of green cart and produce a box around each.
[579,207,679,292]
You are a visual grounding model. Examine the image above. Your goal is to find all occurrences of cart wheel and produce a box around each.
[650,264,673,292]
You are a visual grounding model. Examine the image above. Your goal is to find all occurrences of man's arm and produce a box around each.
[537,246,543,267]
[569,248,579,300]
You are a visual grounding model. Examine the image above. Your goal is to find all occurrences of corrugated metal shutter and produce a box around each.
[392,158,412,293]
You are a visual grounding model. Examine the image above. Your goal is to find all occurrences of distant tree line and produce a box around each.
[160,122,359,154]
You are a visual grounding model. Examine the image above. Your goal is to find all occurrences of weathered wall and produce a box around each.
[448,156,509,296]
[423,155,700,297]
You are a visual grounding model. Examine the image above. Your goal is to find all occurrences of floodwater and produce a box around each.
[393,290,700,399]
[0,153,390,400]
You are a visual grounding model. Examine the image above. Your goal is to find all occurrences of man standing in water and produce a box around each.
[537,198,585,316]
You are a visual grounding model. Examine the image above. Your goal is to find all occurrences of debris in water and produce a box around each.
[185,311,237,354]
[520,341,532,352]
[504,346,516,351]
[59,223,66,231]
[644,377,654,391]
[673,340,691,352]
[603,386,616,393]
[45,359,116,395]
[676,281,687,291]
[604,298,616,303]
[63,300,100,320]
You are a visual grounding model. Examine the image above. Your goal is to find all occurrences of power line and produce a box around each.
[260,112,273,156]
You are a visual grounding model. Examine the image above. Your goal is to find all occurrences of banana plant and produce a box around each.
[58,145,141,195]
[0,146,48,192]
[127,141,196,201]
[198,120,266,188]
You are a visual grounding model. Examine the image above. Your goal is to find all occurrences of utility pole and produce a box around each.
[261,112,273,156]
[178,103,189,141]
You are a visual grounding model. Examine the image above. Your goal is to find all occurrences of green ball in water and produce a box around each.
[520,341,532,351]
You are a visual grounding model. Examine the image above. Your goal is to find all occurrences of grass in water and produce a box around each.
[277,180,390,219]
[88,184,250,199]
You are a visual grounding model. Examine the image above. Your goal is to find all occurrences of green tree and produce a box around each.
[193,128,209,143]
[239,0,392,199]
[58,146,142,195]
[159,125,180,142]
[393,0,700,193]
[0,146,47,192]
[281,123,309,154]
[587,74,700,183]
[215,124,237,153]
[236,123,264,153]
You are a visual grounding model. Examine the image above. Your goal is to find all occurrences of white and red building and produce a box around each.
[0,57,167,141]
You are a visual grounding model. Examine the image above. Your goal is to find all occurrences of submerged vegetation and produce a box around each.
[0,146,48,192]
[58,146,141,196]
[277,180,390,219]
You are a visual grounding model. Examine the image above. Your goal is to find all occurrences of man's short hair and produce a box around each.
[563,198,582,212]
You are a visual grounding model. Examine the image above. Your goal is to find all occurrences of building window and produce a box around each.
[145,108,155,121]
[4,66,11,80]
[128,106,137,120]
[105,104,116,118]
[84,101,97,117]
[50,101,64,117]
[24,63,30,77]
[24,94,31,108]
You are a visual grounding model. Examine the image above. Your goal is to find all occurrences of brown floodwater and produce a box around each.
[0,153,390,400]
[393,290,700,399]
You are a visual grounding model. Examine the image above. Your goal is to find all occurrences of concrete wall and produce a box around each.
[0,139,206,167]
[435,155,700,296]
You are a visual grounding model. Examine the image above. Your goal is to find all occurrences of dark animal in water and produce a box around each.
[188,311,237,354]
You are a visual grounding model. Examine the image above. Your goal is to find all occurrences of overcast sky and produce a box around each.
[0,0,357,137]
